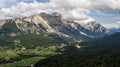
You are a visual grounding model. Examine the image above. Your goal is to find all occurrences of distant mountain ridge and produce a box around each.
[109,27,120,33]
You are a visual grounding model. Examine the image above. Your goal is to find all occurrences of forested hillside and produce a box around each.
[35,32,120,67]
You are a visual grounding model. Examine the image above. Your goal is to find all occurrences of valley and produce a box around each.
[0,13,119,67]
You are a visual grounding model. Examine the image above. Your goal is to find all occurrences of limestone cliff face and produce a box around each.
[0,20,6,26]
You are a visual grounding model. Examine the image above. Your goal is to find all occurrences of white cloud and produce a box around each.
[117,21,120,24]
[0,0,120,21]
[103,22,120,28]
[0,1,90,20]
[90,0,120,11]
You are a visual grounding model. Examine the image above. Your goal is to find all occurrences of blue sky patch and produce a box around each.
[88,10,120,24]
[36,0,50,2]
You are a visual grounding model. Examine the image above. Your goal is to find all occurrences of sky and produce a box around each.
[0,0,120,28]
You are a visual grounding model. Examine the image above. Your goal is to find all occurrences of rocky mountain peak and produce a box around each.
[52,12,63,17]
[84,21,109,34]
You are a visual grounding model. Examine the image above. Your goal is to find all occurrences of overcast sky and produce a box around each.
[0,0,120,28]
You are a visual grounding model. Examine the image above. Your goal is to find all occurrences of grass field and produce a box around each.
[0,57,45,67]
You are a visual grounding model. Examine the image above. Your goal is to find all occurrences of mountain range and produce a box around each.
[0,12,109,42]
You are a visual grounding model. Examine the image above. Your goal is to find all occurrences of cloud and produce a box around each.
[0,0,120,21]
[51,0,120,11]
[90,0,120,11]
[0,1,90,20]
[103,22,120,28]
[117,21,120,24]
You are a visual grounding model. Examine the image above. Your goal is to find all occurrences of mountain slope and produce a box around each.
[35,32,120,67]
